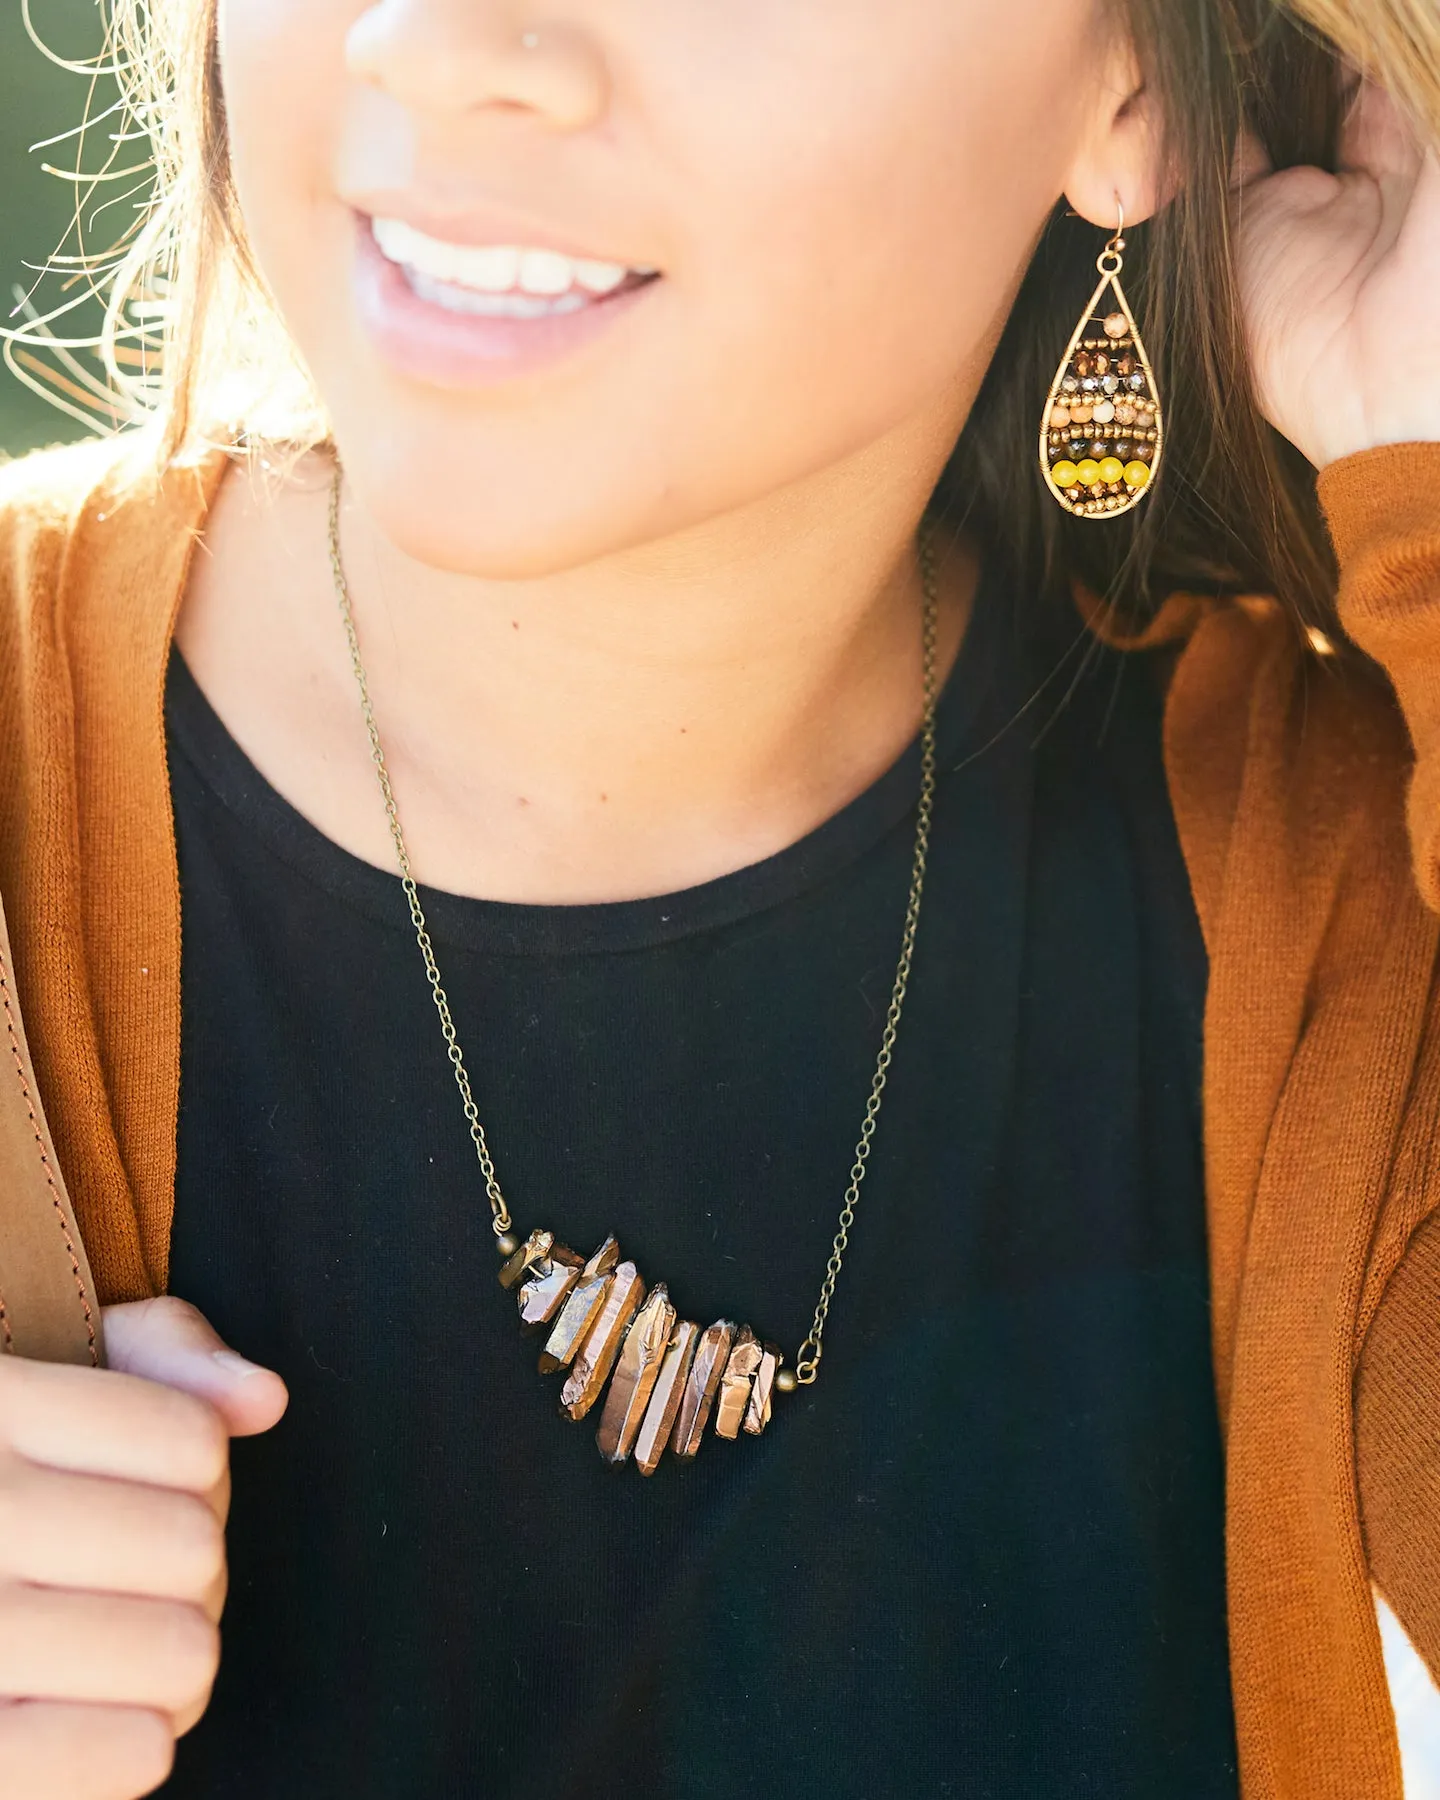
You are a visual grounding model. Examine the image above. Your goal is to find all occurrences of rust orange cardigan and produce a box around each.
[1,434,1438,1797]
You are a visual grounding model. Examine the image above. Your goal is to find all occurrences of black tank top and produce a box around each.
[160,563,1237,1798]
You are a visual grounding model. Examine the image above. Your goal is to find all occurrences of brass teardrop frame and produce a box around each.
[1038,264,1164,520]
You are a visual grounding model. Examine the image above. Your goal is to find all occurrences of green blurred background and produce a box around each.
[1,0,123,457]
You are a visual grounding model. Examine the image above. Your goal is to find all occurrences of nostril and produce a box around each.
[343,12,609,131]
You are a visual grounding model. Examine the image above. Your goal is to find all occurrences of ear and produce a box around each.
[1062,34,1175,229]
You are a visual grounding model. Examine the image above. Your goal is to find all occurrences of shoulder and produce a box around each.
[1160,586,1411,951]
[0,430,228,572]
[0,429,211,542]
[0,433,135,509]
[0,432,228,664]
[0,436,138,588]
[0,433,229,867]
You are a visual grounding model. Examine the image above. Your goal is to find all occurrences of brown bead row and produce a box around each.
[1072,349,1137,379]
[1063,490,1140,515]
[1048,432,1158,460]
[1061,372,1147,394]
[497,1226,788,1476]
[1054,389,1154,413]
[1048,426,1159,442]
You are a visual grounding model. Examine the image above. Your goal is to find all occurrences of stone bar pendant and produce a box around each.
[497,1227,790,1477]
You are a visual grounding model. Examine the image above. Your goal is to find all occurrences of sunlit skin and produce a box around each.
[180,0,1175,907]
[172,0,1440,913]
[2,0,1440,1794]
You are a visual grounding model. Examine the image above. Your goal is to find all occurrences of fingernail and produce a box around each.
[212,1349,267,1380]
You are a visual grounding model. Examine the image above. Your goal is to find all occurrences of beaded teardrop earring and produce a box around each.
[1039,202,1164,519]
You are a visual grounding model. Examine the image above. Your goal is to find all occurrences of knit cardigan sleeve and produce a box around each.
[1324,443,1440,910]
[0,437,217,1300]
[1320,442,1440,1715]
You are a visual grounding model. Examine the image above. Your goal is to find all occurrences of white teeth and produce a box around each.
[517,248,574,295]
[372,216,422,267]
[409,272,590,318]
[372,217,640,301]
[461,246,521,292]
[572,258,628,295]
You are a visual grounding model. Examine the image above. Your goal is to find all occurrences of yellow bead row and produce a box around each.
[1051,457,1151,490]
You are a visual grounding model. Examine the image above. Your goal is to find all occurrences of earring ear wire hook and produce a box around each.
[1106,194,1126,262]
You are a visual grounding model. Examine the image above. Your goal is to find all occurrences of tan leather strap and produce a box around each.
[0,889,104,1367]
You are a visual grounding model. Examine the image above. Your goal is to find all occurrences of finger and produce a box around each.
[102,1298,289,1439]
[0,1357,228,1494]
[1401,146,1440,254]
[0,1699,174,1800]
[208,1459,232,1529]
[0,1460,224,1604]
[1230,123,1273,191]
[1339,76,1425,189]
[0,1584,219,1717]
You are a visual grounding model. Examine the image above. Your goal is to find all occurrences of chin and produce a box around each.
[354,467,646,581]
[323,384,674,578]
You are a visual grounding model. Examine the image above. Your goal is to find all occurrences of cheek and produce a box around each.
[215,0,1091,578]
[675,26,1084,477]
[218,0,355,335]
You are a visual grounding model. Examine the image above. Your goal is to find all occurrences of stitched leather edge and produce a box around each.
[0,1286,11,1354]
[0,949,97,1365]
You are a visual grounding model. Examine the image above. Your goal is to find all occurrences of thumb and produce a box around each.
[102,1296,289,1438]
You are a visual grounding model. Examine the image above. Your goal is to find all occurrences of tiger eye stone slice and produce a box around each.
[744,1343,783,1436]
[596,1283,676,1463]
[538,1235,620,1373]
[713,1326,764,1440]
[516,1243,585,1329]
[561,1262,645,1421]
[634,1322,700,1477]
[498,1228,554,1290]
[671,1320,735,1459]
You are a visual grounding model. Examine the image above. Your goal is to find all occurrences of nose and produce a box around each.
[345,1,608,133]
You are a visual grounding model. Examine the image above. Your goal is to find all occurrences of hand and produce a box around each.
[0,1297,288,1799]
[1236,78,1440,468]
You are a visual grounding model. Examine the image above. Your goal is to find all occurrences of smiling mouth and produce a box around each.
[370,216,660,319]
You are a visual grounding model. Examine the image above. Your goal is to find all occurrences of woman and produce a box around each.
[0,0,1436,1793]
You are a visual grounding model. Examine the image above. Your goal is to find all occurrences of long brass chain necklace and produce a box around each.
[327,468,939,1475]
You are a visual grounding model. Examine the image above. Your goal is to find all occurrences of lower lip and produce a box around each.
[352,221,654,390]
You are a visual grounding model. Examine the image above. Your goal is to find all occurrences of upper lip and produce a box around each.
[346,193,658,270]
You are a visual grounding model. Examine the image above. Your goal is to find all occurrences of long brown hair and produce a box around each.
[20,0,1440,628]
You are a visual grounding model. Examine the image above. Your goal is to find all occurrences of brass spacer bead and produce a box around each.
[775,1367,799,1394]
[495,1230,521,1257]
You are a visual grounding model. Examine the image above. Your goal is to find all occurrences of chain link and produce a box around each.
[792,533,938,1383]
[328,467,939,1370]
[328,476,511,1235]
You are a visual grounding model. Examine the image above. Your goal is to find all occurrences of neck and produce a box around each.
[178,447,978,905]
